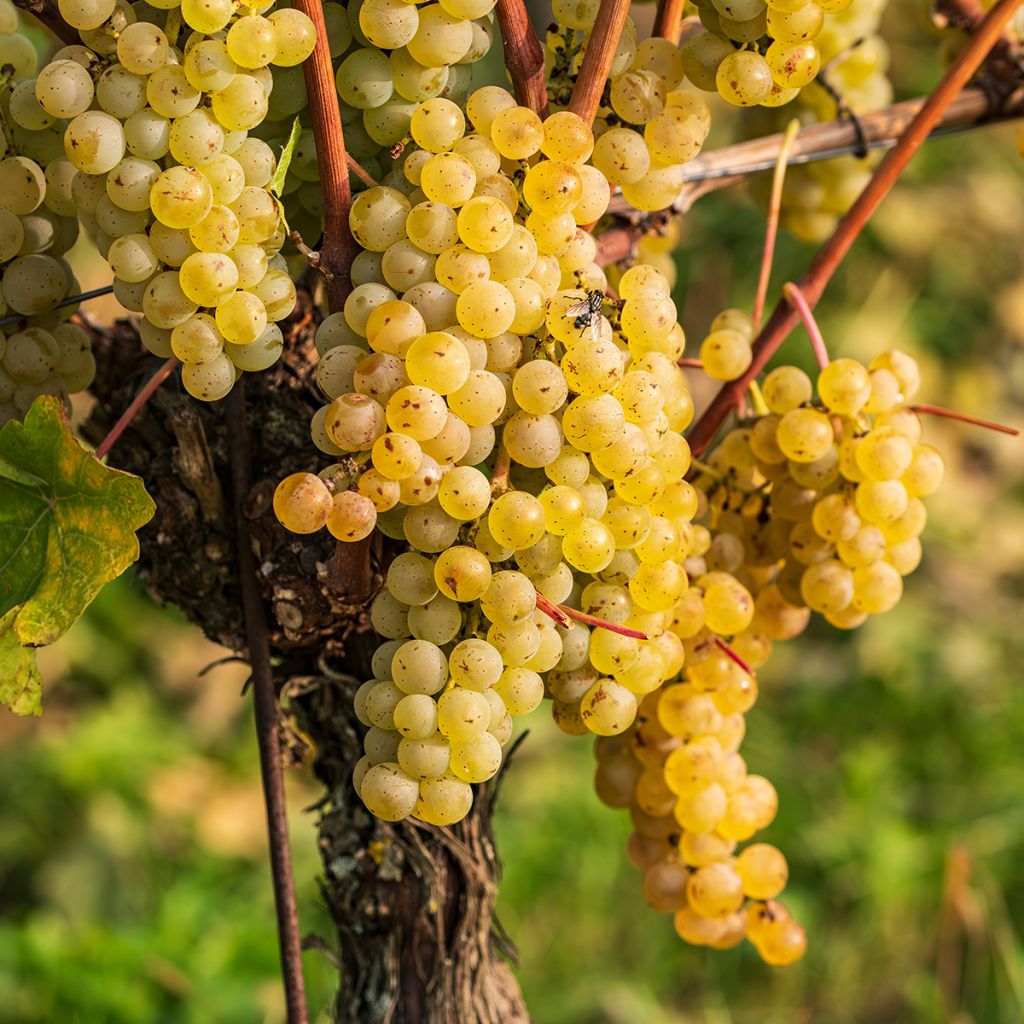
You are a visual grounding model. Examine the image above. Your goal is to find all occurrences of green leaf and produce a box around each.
[271,117,302,198]
[0,396,155,715]
[0,609,41,717]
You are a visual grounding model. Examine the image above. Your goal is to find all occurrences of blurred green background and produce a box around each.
[4,3,1024,1023]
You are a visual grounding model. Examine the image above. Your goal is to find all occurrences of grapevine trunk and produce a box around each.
[82,312,528,1024]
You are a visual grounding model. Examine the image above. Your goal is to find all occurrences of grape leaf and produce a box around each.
[0,396,155,715]
[271,117,302,198]
[0,609,41,717]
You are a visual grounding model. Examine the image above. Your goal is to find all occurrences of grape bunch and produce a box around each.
[544,19,713,212]
[38,0,315,402]
[581,344,941,963]
[273,88,710,822]
[709,352,940,626]
[253,0,496,245]
[0,2,96,427]
[682,0,857,108]
[234,0,961,969]
[595,691,806,964]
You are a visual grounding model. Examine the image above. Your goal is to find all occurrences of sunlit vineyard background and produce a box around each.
[3,3,1024,1022]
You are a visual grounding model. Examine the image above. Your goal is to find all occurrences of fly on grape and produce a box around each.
[564,289,605,342]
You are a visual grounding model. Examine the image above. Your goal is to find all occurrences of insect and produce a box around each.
[565,289,605,341]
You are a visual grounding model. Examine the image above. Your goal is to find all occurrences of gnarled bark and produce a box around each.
[82,306,529,1023]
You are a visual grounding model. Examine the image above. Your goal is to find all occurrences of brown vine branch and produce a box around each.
[225,382,309,1024]
[567,0,632,124]
[12,0,78,44]
[676,87,1023,188]
[490,446,511,496]
[495,0,548,115]
[652,0,685,43]
[687,0,1024,458]
[95,357,178,460]
[291,0,356,311]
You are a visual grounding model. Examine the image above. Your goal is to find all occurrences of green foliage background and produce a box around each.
[3,5,1024,1023]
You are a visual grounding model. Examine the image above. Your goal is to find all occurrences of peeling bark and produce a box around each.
[83,302,528,1023]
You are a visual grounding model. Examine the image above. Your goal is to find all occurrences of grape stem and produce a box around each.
[910,405,1021,436]
[346,154,379,188]
[782,282,830,371]
[714,637,755,677]
[651,0,686,44]
[754,120,801,332]
[687,0,1024,457]
[291,0,356,311]
[544,598,650,640]
[567,0,633,125]
[534,593,572,629]
[495,0,549,116]
[225,382,310,1024]
[677,358,704,369]
[490,447,511,496]
[94,357,179,461]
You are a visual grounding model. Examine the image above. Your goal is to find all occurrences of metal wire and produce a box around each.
[0,284,115,329]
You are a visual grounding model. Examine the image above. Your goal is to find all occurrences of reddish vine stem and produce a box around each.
[910,404,1021,436]
[495,0,549,115]
[94,357,178,460]
[556,603,648,640]
[567,0,632,124]
[225,383,309,1024]
[534,593,572,629]
[678,358,704,369]
[687,0,1024,457]
[783,282,830,370]
[12,0,78,44]
[651,0,685,43]
[754,120,800,331]
[715,637,755,677]
[291,0,355,311]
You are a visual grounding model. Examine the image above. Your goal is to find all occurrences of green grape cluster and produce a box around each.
[333,0,493,154]
[249,0,954,971]
[0,1,95,427]
[738,352,940,624]
[254,0,495,244]
[682,0,857,108]
[544,19,713,213]
[584,344,941,964]
[40,0,315,401]
[273,88,708,824]
[595,691,806,965]
[754,0,893,240]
